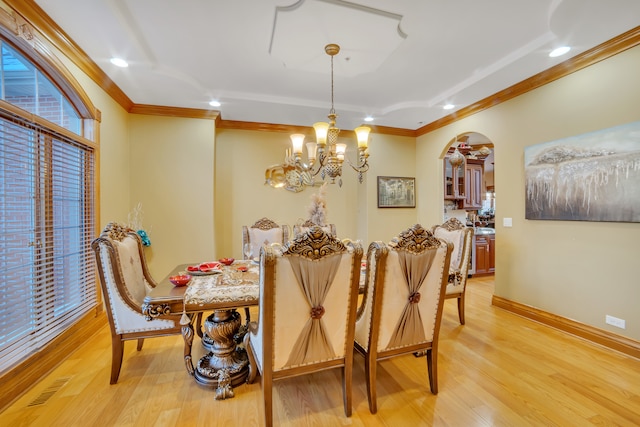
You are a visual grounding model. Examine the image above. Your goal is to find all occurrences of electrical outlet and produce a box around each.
[605,315,626,329]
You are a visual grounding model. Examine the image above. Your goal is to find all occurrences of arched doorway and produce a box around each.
[443,132,495,276]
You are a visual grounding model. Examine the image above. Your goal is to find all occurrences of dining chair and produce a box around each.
[242,217,289,259]
[354,224,452,413]
[91,222,183,384]
[243,225,363,427]
[431,218,474,324]
[292,219,337,238]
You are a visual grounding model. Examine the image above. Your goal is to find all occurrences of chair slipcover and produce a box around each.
[92,223,182,383]
[242,217,289,259]
[432,218,474,324]
[354,224,451,413]
[244,226,362,427]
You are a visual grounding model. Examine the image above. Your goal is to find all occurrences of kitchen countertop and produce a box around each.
[474,227,495,235]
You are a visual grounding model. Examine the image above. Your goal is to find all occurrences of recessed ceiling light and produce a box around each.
[364,116,374,122]
[549,46,571,58]
[209,100,221,107]
[110,57,128,67]
[443,104,455,110]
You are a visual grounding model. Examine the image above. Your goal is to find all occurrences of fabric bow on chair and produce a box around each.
[354,224,452,413]
[243,226,363,427]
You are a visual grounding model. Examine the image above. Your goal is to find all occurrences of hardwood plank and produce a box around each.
[1,276,639,426]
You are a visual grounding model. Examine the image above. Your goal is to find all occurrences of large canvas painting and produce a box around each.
[525,121,640,222]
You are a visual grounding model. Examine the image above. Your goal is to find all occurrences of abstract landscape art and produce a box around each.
[524,121,640,222]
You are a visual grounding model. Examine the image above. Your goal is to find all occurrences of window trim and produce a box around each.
[0,3,102,408]
[0,7,98,125]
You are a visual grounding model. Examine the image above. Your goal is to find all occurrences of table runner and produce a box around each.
[183,261,260,305]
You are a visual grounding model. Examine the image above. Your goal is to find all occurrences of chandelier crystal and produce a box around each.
[265,44,371,192]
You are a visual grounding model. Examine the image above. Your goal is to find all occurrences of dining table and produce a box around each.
[142,259,259,400]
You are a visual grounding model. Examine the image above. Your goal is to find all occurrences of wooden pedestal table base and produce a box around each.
[193,309,249,399]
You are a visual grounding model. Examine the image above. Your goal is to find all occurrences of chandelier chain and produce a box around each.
[330,54,335,116]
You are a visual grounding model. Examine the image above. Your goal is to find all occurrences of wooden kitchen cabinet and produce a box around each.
[475,233,495,275]
[462,159,484,209]
[444,156,465,200]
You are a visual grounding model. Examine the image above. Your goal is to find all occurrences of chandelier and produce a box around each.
[265,44,371,192]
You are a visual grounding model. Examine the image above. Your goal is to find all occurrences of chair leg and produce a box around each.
[457,294,466,325]
[110,336,124,384]
[243,333,258,384]
[342,363,353,417]
[426,347,438,394]
[136,338,144,351]
[263,372,273,427]
[365,353,378,413]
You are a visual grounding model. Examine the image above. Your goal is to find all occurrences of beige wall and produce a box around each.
[128,114,216,278]
[417,44,640,341]
[363,134,418,243]
[213,129,418,260]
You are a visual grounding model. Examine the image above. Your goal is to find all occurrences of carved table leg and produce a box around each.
[182,321,196,376]
[194,309,249,399]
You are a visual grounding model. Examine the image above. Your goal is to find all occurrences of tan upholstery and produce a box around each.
[244,226,363,427]
[354,224,452,413]
[242,217,289,259]
[91,223,182,384]
[432,218,474,324]
[293,219,337,238]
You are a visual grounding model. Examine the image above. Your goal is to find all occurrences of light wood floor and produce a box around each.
[2,276,639,426]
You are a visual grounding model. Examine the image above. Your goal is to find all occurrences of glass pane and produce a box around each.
[61,97,81,134]
[1,43,81,134]
[2,44,37,113]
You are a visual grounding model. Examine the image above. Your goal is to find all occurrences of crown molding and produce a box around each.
[129,104,219,120]
[417,25,640,136]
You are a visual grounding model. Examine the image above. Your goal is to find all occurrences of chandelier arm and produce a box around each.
[343,156,369,173]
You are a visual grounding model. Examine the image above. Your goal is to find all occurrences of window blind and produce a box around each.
[0,108,96,372]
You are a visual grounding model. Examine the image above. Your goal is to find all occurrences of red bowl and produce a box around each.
[218,257,235,266]
[169,274,191,287]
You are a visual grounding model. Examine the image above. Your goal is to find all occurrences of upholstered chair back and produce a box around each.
[292,219,337,238]
[353,224,451,413]
[431,218,474,324]
[244,225,363,426]
[432,218,473,280]
[355,226,451,354]
[242,217,289,259]
[92,222,181,383]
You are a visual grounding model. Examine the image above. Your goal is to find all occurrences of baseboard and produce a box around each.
[491,295,640,360]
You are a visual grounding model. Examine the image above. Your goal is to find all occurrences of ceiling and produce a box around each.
[33,0,640,132]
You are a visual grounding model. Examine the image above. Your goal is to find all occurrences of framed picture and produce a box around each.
[524,120,640,222]
[377,176,416,208]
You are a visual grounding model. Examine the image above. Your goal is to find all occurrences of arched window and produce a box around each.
[0,19,97,372]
